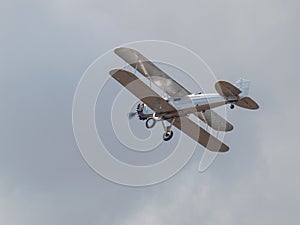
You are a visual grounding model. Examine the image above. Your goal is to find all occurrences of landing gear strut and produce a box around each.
[162,118,175,141]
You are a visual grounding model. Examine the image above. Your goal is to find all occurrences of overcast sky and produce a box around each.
[1,0,300,224]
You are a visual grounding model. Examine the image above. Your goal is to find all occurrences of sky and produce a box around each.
[1,0,300,224]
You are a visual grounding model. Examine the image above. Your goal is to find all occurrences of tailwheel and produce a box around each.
[163,130,173,141]
[145,118,156,129]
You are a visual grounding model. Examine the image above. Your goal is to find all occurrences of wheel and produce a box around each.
[230,104,235,109]
[146,118,156,129]
[163,130,173,141]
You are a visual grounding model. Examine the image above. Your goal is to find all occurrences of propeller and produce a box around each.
[128,112,137,119]
[128,102,144,120]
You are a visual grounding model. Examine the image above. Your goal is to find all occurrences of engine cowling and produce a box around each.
[136,103,147,120]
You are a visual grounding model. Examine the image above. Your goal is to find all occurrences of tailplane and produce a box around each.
[215,79,259,110]
[236,97,259,110]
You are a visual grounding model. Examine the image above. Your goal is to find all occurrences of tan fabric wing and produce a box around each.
[198,110,234,131]
[110,69,176,113]
[115,47,190,97]
[170,117,229,152]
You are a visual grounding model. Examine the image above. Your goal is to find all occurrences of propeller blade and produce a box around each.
[128,112,137,119]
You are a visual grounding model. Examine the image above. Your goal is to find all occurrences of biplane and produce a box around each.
[110,47,259,152]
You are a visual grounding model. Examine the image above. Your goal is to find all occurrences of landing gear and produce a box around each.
[230,104,235,109]
[161,118,175,141]
[145,118,156,129]
[163,130,173,141]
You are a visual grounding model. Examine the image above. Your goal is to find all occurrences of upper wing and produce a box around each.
[115,47,190,97]
[110,69,229,152]
[114,47,233,132]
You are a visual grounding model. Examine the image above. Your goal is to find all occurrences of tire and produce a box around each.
[163,130,173,141]
[230,104,235,109]
[146,118,156,129]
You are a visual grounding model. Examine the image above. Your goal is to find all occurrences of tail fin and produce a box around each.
[235,79,250,96]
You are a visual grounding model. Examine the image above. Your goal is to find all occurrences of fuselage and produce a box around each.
[168,93,225,110]
[141,93,230,117]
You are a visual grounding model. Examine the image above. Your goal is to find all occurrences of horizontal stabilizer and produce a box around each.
[215,81,241,98]
[236,97,259,110]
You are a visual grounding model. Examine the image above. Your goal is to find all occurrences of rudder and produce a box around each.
[235,79,250,96]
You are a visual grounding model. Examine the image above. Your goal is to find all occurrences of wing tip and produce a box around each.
[211,123,234,132]
[109,69,125,78]
[221,144,230,152]
[114,47,124,54]
[207,144,230,152]
[114,47,139,55]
